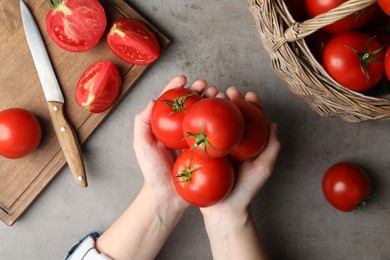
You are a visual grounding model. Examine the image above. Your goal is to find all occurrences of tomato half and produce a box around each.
[304,0,376,34]
[378,0,390,16]
[322,31,385,92]
[0,108,42,159]
[46,0,107,52]
[172,148,235,207]
[182,97,244,159]
[106,18,160,65]
[151,87,202,150]
[322,162,372,212]
[229,99,268,162]
[75,60,121,113]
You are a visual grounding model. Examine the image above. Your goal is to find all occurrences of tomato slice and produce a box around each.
[45,0,107,52]
[75,60,121,113]
[107,18,160,65]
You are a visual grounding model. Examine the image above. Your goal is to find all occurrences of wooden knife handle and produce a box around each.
[48,101,87,188]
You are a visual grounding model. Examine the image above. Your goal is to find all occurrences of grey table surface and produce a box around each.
[1,1,390,259]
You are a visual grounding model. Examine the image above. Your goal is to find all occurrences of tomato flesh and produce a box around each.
[172,149,235,207]
[107,18,160,65]
[46,0,107,52]
[75,60,121,113]
[0,108,42,159]
[322,162,372,212]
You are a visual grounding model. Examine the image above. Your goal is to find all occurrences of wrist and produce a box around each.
[201,205,251,233]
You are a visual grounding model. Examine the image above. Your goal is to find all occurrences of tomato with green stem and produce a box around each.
[172,148,235,207]
[151,87,202,149]
[322,31,385,92]
[182,97,244,159]
[45,0,107,52]
[322,162,373,212]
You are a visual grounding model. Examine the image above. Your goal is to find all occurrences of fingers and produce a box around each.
[134,100,156,146]
[160,75,188,94]
[253,123,281,171]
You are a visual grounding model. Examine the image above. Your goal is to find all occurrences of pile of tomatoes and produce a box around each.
[285,0,390,95]
[151,87,269,207]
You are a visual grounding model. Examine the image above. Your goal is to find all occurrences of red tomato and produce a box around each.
[304,0,376,34]
[107,18,160,65]
[75,60,121,113]
[322,31,385,92]
[378,0,390,16]
[182,98,244,159]
[384,47,390,80]
[322,162,372,212]
[0,108,42,159]
[172,148,235,207]
[229,99,268,162]
[151,88,202,149]
[46,0,107,52]
[306,30,332,61]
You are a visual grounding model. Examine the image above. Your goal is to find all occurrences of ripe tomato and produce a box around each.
[322,31,385,92]
[46,0,107,52]
[172,148,235,207]
[75,60,121,113]
[230,99,268,162]
[304,0,376,34]
[322,162,372,212]
[0,108,42,159]
[378,0,390,16]
[385,47,390,80]
[107,18,160,65]
[182,98,244,159]
[151,88,202,150]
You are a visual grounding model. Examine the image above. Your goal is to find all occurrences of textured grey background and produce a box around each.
[1,1,390,259]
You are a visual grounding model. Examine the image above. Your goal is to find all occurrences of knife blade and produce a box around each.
[20,0,87,188]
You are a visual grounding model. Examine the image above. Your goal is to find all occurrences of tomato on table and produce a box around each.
[304,0,376,34]
[107,18,160,65]
[230,99,269,162]
[45,0,107,52]
[182,97,244,159]
[322,162,373,212]
[172,148,235,207]
[75,60,121,113]
[0,108,42,159]
[322,31,385,92]
[151,87,202,150]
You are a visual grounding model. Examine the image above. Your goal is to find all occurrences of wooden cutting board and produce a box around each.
[0,0,170,226]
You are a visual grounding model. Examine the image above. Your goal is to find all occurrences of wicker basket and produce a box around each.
[248,0,390,123]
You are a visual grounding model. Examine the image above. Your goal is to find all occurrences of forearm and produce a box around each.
[95,184,186,260]
[202,208,269,260]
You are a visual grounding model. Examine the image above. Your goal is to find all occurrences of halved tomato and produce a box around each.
[45,0,107,52]
[75,60,121,113]
[106,18,160,65]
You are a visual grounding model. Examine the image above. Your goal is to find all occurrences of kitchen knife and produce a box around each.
[20,0,87,188]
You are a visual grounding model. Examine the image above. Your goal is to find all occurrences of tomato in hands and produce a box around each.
[230,99,268,162]
[45,0,107,52]
[0,108,42,159]
[75,60,121,113]
[322,162,373,212]
[172,148,235,207]
[107,18,160,65]
[182,97,244,159]
[304,0,376,34]
[151,87,202,150]
[322,31,385,92]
